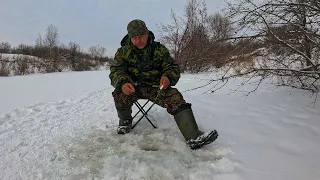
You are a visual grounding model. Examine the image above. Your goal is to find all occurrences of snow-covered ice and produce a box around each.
[0,70,319,180]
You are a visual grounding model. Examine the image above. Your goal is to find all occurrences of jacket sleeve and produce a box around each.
[160,45,180,86]
[109,48,133,89]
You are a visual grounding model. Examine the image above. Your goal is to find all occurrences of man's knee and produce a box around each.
[112,89,136,109]
[167,88,185,102]
[161,88,186,115]
[164,87,184,98]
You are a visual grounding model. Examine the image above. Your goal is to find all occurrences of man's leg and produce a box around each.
[141,87,218,149]
[112,89,138,134]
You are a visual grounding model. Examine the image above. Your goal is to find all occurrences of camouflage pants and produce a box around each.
[112,87,186,115]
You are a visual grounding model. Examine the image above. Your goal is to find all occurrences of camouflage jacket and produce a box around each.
[109,31,180,89]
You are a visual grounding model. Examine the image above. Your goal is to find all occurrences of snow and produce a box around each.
[0,53,40,61]
[0,70,320,180]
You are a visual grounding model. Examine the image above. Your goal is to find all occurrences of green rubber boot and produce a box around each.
[174,104,219,149]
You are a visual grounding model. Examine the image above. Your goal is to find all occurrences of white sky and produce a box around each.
[0,0,228,56]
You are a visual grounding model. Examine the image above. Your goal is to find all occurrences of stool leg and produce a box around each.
[132,101,158,129]
[133,101,149,119]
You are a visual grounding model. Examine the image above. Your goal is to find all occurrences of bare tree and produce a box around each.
[42,25,60,71]
[0,42,12,53]
[208,12,233,41]
[35,33,43,47]
[180,0,210,72]
[0,54,11,76]
[157,9,186,67]
[198,0,320,99]
[68,41,80,70]
[88,45,106,59]
[44,24,59,48]
[158,0,233,72]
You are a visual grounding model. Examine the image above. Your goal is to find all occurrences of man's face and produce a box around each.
[131,34,149,49]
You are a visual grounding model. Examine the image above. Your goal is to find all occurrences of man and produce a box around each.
[109,19,218,149]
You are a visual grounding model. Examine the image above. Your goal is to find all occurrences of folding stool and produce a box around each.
[131,99,158,129]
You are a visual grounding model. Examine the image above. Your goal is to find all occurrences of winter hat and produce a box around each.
[127,19,149,38]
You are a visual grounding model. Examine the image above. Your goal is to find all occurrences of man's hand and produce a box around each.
[160,76,170,89]
[122,83,135,95]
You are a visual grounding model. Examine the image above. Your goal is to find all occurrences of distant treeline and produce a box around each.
[0,24,112,76]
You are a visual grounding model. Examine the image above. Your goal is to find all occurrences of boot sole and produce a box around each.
[204,130,219,145]
[190,130,219,150]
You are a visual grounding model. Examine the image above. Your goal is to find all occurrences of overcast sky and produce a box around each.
[1,0,228,56]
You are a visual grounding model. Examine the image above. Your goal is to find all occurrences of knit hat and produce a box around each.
[127,19,149,38]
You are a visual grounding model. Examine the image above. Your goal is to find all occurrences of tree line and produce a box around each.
[0,24,111,76]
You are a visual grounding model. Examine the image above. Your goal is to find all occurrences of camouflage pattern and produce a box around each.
[127,19,149,38]
[112,87,186,115]
[109,30,180,89]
